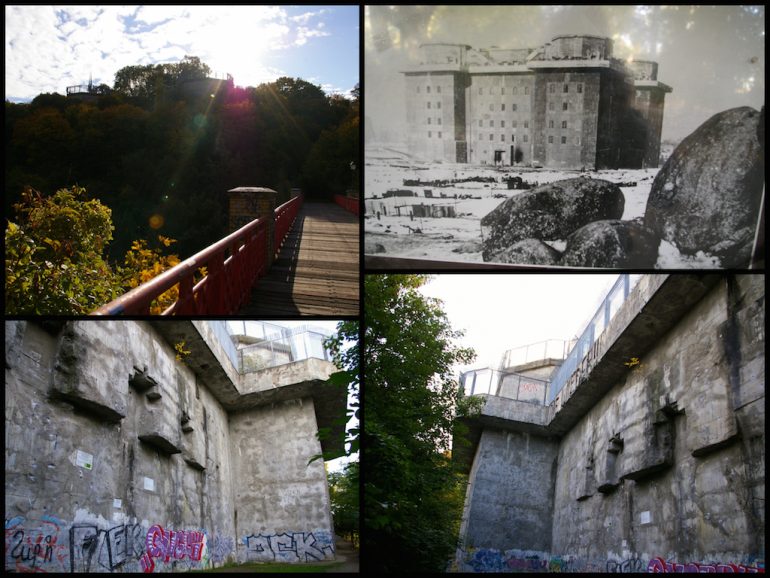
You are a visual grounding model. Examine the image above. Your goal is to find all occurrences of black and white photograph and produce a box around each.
[364,5,764,269]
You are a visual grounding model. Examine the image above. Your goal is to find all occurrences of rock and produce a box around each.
[481,178,624,261]
[487,239,562,265]
[365,242,386,254]
[562,220,660,268]
[644,106,764,267]
[452,241,483,254]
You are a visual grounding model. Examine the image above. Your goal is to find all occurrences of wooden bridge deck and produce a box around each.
[238,202,359,316]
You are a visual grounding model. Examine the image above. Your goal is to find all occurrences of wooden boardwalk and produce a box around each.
[238,202,359,316]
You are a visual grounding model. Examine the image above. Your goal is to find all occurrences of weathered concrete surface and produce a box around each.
[460,429,559,554]
[551,274,765,568]
[230,400,336,563]
[5,320,342,573]
[455,274,765,572]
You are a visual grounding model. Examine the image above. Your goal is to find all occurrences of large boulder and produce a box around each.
[644,107,764,267]
[486,239,562,265]
[481,178,624,261]
[562,220,660,268]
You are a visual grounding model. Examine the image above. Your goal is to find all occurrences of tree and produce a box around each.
[328,461,359,548]
[313,320,359,463]
[5,186,119,314]
[364,275,477,572]
[5,185,186,315]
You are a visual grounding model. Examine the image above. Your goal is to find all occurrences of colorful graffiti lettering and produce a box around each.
[243,531,334,563]
[5,516,69,573]
[647,557,766,573]
[141,525,205,573]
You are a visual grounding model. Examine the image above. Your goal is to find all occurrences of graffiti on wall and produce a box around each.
[243,531,335,563]
[69,522,145,572]
[606,557,646,573]
[458,548,605,573]
[454,549,766,574]
[140,525,206,573]
[5,515,239,573]
[209,534,235,563]
[647,557,765,573]
[6,515,69,573]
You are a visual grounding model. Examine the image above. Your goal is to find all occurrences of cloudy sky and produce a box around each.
[5,5,359,102]
[419,274,640,376]
[365,5,764,143]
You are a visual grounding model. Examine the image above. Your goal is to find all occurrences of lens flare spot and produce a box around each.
[193,114,207,129]
[149,214,165,229]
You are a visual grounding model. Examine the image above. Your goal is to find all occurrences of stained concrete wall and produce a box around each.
[5,320,340,573]
[455,274,765,573]
[461,430,558,552]
[231,401,335,563]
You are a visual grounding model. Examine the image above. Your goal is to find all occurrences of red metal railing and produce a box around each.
[274,196,302,256]
[334,194,359,216]
[92,217,269,315]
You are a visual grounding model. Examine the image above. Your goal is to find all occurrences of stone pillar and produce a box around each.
[226,187,277,265]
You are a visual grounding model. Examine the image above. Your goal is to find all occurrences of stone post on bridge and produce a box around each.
[226,187,277,266]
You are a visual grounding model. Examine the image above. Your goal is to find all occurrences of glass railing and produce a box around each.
[499,339,572,370]
[206,320,241,370]
[204,321,333,374]
[460,368,550,405]
[461,274,643,408]
[546,274,641,404]
[237,328,333,374]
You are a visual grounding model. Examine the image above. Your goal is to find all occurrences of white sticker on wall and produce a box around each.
[640,511,651,524]
[76,450,93,470]
[143,477,155,491]
[113,499,122,509]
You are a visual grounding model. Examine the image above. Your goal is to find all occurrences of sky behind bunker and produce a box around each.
[419,274,631,376]
[5,5,359,102]
[365,5,765,144]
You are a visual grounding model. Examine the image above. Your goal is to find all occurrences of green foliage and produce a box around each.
[5,186,119,314]
[5,186,187,315]
[6,56,358,263]
[328,461,359,547]
[364,275,476,572]
[310,321,360,464]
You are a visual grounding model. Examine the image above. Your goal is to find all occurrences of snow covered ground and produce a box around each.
[364,143,721,268]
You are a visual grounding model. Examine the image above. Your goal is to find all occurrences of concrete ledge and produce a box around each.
[150,321,346,457]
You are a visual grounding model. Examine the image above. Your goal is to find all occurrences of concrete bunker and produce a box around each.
[454,274,765,573]
[5,320,345,573]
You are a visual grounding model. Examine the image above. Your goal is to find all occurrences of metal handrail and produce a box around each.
[92,195,304,315]
[91,217,268,315]
[274,196,302,255]
[334,194,359,216]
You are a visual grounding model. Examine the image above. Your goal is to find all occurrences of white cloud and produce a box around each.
[5,5,340,100]
[291,9,329,25]
[295,25,331,46]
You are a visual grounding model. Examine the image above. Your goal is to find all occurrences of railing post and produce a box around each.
[226,187,278,267]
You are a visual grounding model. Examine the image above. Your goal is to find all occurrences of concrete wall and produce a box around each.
[5,320,338,573]
[455,274,765,573]
[461,430,559,553]
[231,401,335,563]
